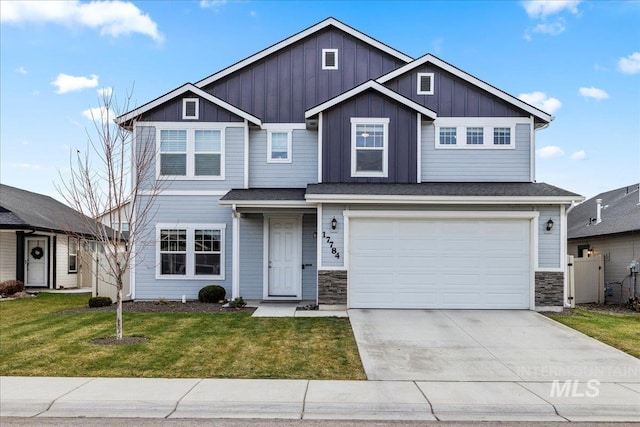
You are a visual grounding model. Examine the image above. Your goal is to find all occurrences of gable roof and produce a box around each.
[305,80,438,119]
[568,183,640,239]
[116,83,262,127]
[195,17,413,89]
[376,54,553,125]
[0,184,102,236]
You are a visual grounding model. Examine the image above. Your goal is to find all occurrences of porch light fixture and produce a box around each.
[546,218,554,231]
[331,217,338,230]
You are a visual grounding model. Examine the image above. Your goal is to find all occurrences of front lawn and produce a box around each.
[0,293,365,379]
[547,309,640,358]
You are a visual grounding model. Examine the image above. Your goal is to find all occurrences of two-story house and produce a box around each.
[116,18,583,311]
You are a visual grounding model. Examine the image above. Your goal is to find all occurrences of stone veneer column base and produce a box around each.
[535,271,564,311]
[318,270,347,306]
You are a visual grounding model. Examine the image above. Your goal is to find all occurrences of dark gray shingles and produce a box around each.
[221,188,307,201]
[568,184,640,239]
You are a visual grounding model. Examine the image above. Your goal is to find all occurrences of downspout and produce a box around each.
[563,200,579,308]
[231,204,240,300]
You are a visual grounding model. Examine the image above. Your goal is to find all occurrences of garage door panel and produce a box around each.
[349,217,531,309]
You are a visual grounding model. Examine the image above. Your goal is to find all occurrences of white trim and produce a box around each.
[305,80,437,119]
[267,129,293,163]
[117,84,262,126]
[350,117,389,178]
[140,121,245,128]
[417,72,434,95]
[139,190,228,196]
[156,125,226,180]
[317,112,323,183]
[155,223,226,280]
[261,123,307,130]
[232,206,240,299]
[318,266,347,271]
[416,113,422,183]
[530,115,535,182]
[244,120,250,189]
[219,200,311,208]
[560,203,569,307]
[305,194,585,205]
[376,54,553,124]
[316,204,323,283]
[182,98,199,120]
[433,118,526,150]
[263,215,303,300]
[194,18,412,88]
[343,210,539,220]
[322,48,339,70]
[530,217,538,310]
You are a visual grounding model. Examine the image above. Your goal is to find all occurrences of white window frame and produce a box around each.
[267,130,293,163]
[434,118,523,150]
[68,237,78,273]
[417,72,434,95]
[156,223,226,280]
[156,123,226,180]
[350,117,389,178]
[182,98,199,120]
[322,48,339,70]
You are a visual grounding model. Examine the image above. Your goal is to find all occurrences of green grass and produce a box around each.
[547,309,640,358]
[0,293,365,379]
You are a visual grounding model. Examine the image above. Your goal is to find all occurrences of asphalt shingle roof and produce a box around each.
[567,183,640,239]
[221,188,307,201]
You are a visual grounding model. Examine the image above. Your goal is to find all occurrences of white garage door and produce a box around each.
[349,217,531,309]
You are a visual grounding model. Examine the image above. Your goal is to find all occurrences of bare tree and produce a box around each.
[57,88,161,339]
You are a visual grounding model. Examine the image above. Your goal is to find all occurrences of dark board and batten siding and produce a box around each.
[141,93,243,122]
[322,90,417,183]
[384,65,527,118]
[203,28,405,123]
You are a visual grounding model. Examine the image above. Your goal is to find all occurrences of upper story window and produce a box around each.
[493,127,512,145]
[157,125,224,179]
[435,118,519,150]
[466,127,484,145]
[182,98,199,120]
[157,224,225,279]
[417,73,434,95]
[322,49,338,70]
[351,118,389,177]
[267,130,292,163]
[439,127,457,145]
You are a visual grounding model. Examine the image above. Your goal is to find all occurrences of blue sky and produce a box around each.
[1,0,639,201]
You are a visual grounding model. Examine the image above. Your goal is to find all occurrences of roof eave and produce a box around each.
[304,194,584,205]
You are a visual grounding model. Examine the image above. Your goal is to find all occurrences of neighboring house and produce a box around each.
[568,183,640,301]
[0,184,96,289]
[116,17,583,311]
[97,201,131,240]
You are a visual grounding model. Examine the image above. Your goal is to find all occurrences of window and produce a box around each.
[466,127,484,145]
[182,98,199,120]
[417,72,434,95]
[68,238,78,273]
[439,127,457,145]
[493,127,511,145]
[322,49,338,70]
[157,126,224,179]
[157,224,225,279]
[267,131,292,163]
[351,118,389,177]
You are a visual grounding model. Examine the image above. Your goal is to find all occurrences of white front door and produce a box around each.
[267,216,301,298]
[25,237,48,287]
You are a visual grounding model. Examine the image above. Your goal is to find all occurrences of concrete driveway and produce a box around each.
[349,309,640,382]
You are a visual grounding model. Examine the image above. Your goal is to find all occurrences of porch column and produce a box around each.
[232,205,240,299]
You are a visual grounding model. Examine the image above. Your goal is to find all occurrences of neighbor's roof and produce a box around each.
[0,184,100,235]
[568,183,640,239]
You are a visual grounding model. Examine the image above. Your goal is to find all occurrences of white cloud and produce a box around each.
[200,0,227,8]
[532,20,566,36]
[249,10,257,17]
[618,52,640,75]
[97,87,113,97]
[82,106,113,123]
[522,0,581,19]
[578,87,609,100]
[536,146,564,158]
[16,163,41,170]
[570,150,586,160]
[593,64,608,72]
[518,91,562,114]
[0,0,162,41]
[52,73,98,94]
[16,66,28,75]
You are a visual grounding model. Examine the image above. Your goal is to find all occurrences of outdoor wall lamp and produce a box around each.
[331,217,338,230]
[546,218,554,231]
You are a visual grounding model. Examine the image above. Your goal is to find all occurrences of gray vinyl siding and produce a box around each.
[142,92,243,122]
[321,205,345,267]
[302,214,318,300]
[322,91,417,183]
[239,214,263,300]
[249,129,318,187]
[204,27,405,123]
[136,125,245,191]
[134,195,233,300]
[421,123,531,182]
[384,64,527,118]
[537,206,561,269]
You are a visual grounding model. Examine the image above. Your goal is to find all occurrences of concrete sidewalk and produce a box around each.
[1,376,639,422]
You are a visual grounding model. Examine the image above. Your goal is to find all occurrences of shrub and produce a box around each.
[229,296,246,308]
[198,285,226,303]
[88,296,113,307]
[0,280,24,296]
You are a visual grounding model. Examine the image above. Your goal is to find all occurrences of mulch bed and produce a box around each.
[63,300,255,314]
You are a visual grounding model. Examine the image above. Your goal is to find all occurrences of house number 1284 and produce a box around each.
[322,231,340,259]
